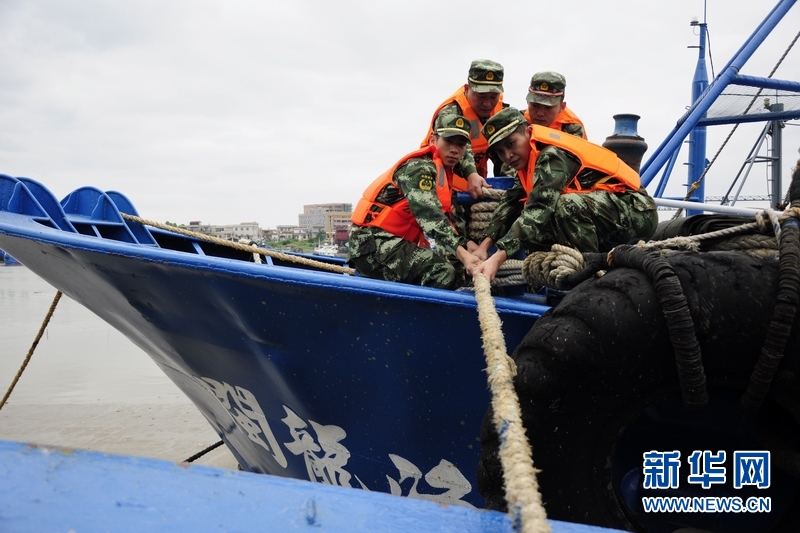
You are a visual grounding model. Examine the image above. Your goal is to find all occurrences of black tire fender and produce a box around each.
[478,251,800,531]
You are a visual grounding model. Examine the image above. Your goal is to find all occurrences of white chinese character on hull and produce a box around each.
[386,454,474,507]
[199,377,474,506]
[282,406,352,487]
[199,377,287,468]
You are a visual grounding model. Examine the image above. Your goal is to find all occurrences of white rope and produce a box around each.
[474,273,550,533]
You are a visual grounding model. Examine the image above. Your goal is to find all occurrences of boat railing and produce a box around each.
[0,173,352,270]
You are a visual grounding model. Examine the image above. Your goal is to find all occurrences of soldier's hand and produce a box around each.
[467,173,491,199]
[474,237,493,260]
[467,240,488,261]
[473,249,507,283]
[456,246,482,274]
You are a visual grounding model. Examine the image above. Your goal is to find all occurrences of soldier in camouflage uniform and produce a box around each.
[473,107,658,282]
[525,71,586,139]
[499,71,587,177]
[421,59,507,199]
[349,113,482,289]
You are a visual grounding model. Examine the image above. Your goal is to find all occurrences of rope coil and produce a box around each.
[468,187,505,241]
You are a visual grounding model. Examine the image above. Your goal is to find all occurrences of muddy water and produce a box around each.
[0,265,236,468]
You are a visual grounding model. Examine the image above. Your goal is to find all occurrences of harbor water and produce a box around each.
[0,264,237,468]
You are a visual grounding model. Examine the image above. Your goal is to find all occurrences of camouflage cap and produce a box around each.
[482,107,527,148]
[434,113,472,140]
[467,59,504,94]
[526,71,567,106]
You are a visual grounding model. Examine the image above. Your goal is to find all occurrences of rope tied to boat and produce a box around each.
[519,207,783,290]
[0,291,63,411]
[517,201,799,415]
[739,179,800,413]
[521,245,591,290]
[119,213,356,276]
[474,273,550,533]
[182,440,224,463]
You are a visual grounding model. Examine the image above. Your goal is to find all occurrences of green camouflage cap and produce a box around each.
[526,71,567,106]
[467,59,504,94]
[482,107,527,148]
[434,112,472,140]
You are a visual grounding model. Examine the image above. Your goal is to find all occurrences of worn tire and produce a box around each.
[478,251,800,531]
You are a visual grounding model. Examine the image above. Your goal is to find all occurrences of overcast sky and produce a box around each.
[1,1,798,228]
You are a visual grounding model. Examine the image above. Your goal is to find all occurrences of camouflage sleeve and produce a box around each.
[495,146,581,256]
[480,174,526,243]
[450,191,469,239]
[498,161,517,178]
[435,102,478,177]
[394,158,467,254]
[562,122,586,139]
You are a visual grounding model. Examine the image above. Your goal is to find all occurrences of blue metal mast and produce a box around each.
[685,16,709,215]
[641,0,797,190]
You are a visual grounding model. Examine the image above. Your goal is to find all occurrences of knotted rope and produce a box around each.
[120,213,355,275]
[521,245,588,290]
[521,209,782,290]
[474,273,550,533]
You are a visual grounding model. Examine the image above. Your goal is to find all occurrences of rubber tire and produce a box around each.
[477,251,800,530]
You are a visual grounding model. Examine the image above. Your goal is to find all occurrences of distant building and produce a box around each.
[274,225,309,241]
[187,221,261,242]
[298,203,352,241]
[260,228,276,242]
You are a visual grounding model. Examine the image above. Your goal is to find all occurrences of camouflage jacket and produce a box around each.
[369,154,469,254]
[498,121,585,178]
[482,145,582,256]
[561,122,586,139]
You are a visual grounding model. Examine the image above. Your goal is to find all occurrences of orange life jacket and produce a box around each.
[517,125,640,197]
[351,146,454,245]
[421,86,504,188]
[523,106,587,140]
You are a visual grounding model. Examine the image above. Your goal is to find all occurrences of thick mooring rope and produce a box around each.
[522,209,781,289]
[474,273,550,533]
[120,213,356,276]
[0,291,63,410]
[740,206,800,412]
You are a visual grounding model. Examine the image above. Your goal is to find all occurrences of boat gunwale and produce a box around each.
[0,210,548,318]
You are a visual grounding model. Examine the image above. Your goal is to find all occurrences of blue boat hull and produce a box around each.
[0,440,625,533]
[0,175,548,507]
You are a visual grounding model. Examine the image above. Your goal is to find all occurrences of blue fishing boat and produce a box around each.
[0,172,546,508]
[0,1,799,532]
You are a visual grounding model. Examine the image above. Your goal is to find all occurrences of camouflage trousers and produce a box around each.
[526,188,658,253]
[348,226,467,290]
